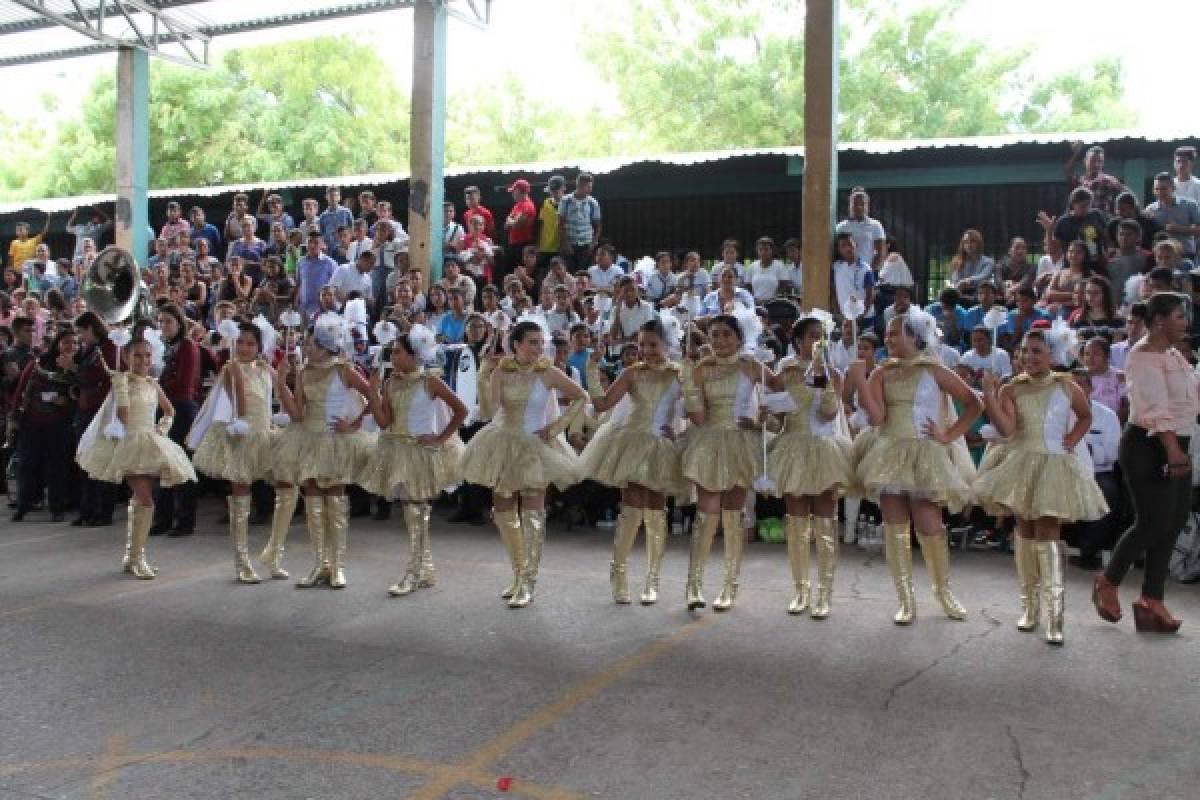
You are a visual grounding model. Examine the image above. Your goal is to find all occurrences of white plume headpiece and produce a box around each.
[313,313,349,355]
[405,323,440,366]
[1044,318,1080,367]
[141,326,165,371]
[108,327,131,348]
[216,318,240,345]
[373,320,398,347]
[800,308,837,336]
[516,311,555,356]
[898,308,940,350]
[251,314,277,356]
[279,309,302,329]
[983,306,1008,331]
[343,297,368,328]
[730,304,763,356]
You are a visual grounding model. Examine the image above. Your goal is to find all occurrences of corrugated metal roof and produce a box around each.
[2,128,1196,215]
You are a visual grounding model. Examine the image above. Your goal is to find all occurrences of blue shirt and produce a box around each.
[1144,197,1200,256]
[924,302,969,349]
[190,224,221,252]
[963,302,1004,332]
[1001,307,1051,337]
[437,312,468,344]
[318,206,354,252]
[566,349,594,390]
[296,254,336,316]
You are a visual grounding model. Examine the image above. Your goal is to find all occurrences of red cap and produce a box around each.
[507,179,531,193]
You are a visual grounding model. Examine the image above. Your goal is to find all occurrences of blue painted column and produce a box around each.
[408,0,448,284]
[115,46,149,262]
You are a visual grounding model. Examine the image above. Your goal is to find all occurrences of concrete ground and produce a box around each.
[0,502,1198,800]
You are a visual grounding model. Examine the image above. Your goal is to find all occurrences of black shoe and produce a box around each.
[11,510,25,522]
[85,516,113,528]
[71,516,89,527]
[447,509,481,524]
[51,512,65,523]
[1069,554,1102,570]
[167,526,194,537]
[148,521,172,536]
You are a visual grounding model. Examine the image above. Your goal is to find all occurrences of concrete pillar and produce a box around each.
[801,0,839,312]
[408,0,448,285]
[115,46,149,261]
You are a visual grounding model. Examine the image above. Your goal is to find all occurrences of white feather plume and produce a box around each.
[252,314,277,356]
[983,306,1008,331]
[730,304,763,356]
[217,318,240,343]
[899,308,939,350]
[279,309,302,329]
[108,328,131,348]
[373,320,398,347]
[344,297,369,327]
[406,323,440,365]
[141,327,165,371]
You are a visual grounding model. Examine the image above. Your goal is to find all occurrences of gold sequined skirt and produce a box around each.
[767,431,853,497]
[681,425,761,493]
[77,430,197,488]
[460,423,580,493]
[973,444,1109,522]
[358,433,465,501]
[579,422,686,494]
[192,425,277,485]
[854,430,975,513]
[272,425,375,489]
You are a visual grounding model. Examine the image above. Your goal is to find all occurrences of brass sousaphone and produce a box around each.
[81,246,154,324]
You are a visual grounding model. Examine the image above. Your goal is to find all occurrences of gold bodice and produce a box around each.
[124,375,160,432]
[232,360,272,428]
[386,371,428,436]
[300,362,339,433]
[881,367,924,439]
[1010,379,1063,453]
[778,361,821,436]
[625,365,681,430]
[698,359,750,431]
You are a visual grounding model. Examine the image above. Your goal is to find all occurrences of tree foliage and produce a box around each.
[587,0,1135,150]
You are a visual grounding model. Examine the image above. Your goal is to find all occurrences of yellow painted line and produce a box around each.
[409,616,715,800]
[88,733,128,800]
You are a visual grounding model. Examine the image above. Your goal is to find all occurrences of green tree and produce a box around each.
[40,35,410,197]
[586,0,1134,151]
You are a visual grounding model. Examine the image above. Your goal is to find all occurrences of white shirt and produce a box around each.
[836,216,886,265]
[710,262,745,288]
[587,264,624,291]
[606,300,657,340]
[545,308,580,334]
[1177,175,1200,207]
[938,343,961,369]
[1085,400,1121,473]
[832,259,875,318]
[960,347,1012,378]
[327,264,371,301]
[746,259,789,302]
[784,261,803,296]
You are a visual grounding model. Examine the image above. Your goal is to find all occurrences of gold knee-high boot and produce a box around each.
[296,495,328,588]
[127,501,156,580]
[610,506,642,604]
[712,509,745,612]
[1035,540,1065,646]
[417,504,436,588]
[389,504,429,597]
[686,511,720,610]
[508,508,546,609]
[326,494,350,589]
[917,532,967,620]
[640,509,668,605]
[811,516,838,619]
[259,486,299,579]
[1014,535,1040,632]
[884,522,916,624]
[229,495,261,584]
[785,514,812,615]
[494,508,523,599]
[121,508,136,574]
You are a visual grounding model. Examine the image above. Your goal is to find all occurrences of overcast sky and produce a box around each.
[8,0,1198,141]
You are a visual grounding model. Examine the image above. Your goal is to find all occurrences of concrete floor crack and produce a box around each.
[1005,724,1031,800]
[882,611,1002,711]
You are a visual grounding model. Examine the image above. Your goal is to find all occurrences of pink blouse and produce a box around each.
[1089,366,1126,416]
[1125,348,1200,436]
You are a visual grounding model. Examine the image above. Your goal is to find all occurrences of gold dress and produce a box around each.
[579,362,686,495]
[192,360,277,485]
[767,358,853,497]
[358,369,465,501]
[76,374,197,487]
[973,375,1109,522]
[681,354,762,492]
[272,360,374,489]
[460,357,581,494]
[854,357,975,513]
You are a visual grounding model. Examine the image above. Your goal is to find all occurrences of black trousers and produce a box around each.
[16,421,73,514]
[1065,470,1123,557]
[1105,427,1192,600]
[76,409,116,522]
[154,399,198,530]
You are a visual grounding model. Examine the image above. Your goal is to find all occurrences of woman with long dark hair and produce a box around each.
[150,304,201,537]
[358,325,467,597]
[1093,292,1199,633]
[77,328,196,578]
[190,321,279,584]
[857,310,983,624]
[977,331,1108,645]
[72,311,119,527]
[680,313,773,612]
[581,319,686,605]
[460,320,586,608]
[10,327,79,522]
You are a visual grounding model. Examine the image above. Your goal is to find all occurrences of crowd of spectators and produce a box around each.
[3,142,1200,568]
